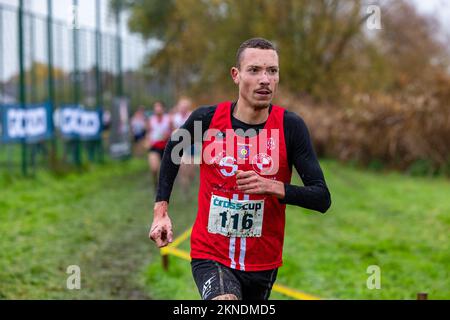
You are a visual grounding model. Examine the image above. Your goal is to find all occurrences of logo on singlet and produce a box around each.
[238,145,250,159]
[267,137,276,151]
[219,156,238,177]
[252,153,274,175]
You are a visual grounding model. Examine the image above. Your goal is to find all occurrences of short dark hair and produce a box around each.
[236,38,278,69]
[153,100,165,109]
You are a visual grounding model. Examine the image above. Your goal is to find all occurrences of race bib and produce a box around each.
[208,194,264,237]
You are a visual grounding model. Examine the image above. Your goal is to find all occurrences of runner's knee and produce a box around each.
[212,294,239,300]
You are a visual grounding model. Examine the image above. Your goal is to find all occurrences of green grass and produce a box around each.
[0,158,156,299]
[144,159,450,300]
[1,158,448,299]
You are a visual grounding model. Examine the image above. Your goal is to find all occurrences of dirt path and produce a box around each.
[60,162,199,300]
[77,220,152,299]
[73,170,156,300]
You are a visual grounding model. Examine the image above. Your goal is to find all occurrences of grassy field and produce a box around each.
[0,159,156,299]
[0,158,449,299]
[144,160,450,300]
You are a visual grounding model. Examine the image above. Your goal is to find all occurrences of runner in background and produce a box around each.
[146,101,171,190]
[172,97,192,130]
[171,97,194,192]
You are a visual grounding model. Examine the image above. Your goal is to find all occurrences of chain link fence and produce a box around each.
[0,1,166,176]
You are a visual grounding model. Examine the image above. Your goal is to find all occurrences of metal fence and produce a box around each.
[0,0,163,176]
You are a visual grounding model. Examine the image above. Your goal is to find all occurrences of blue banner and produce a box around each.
[0,103,53,143]
[56,105,103,140]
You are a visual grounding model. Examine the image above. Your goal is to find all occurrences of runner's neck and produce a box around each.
[233,99,270,125]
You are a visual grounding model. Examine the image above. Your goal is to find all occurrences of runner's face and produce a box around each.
[178,99,191,113]
[232,48,279,109]
[154,103,164,116]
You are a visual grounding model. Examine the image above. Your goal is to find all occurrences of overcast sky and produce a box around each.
[0,0,150,81]
[0,0,128,34]
[411,0,450,31]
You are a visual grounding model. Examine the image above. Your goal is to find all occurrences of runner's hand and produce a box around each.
[235,170,285,199]
[149,201,173,247]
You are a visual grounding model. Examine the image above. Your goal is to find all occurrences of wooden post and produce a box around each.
[162,254,169,271]
[417,293,428,300]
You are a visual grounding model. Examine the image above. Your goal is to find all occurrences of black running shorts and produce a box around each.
[148,146,164,159]
[191,258,278,300]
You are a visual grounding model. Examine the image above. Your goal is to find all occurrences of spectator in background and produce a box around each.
[131,106,147,143]
[130,106,148,155]
[102,110,111,131]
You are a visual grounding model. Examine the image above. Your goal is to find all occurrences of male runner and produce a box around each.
[149,38,331,300]
[171,97,194,191]
[146,101,171,190]
[172,97,192,130]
